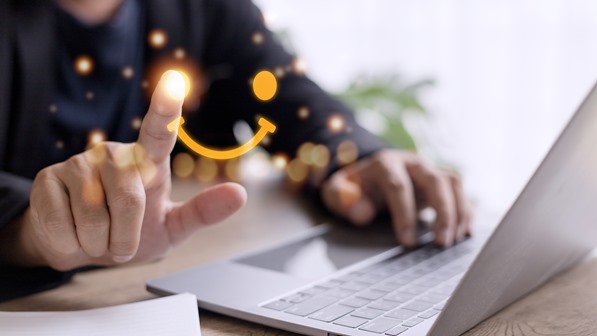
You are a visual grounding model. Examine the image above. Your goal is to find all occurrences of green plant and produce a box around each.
[338,75,434,150]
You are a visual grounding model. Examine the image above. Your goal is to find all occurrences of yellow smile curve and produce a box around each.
[167,116,277,160]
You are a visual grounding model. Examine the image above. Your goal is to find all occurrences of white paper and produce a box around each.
[0,293,201,336]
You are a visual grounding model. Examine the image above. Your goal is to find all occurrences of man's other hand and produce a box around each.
[16,71,246,270]
[321,150,473,248]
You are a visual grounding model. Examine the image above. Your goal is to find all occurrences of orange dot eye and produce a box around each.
[252,70,278,101]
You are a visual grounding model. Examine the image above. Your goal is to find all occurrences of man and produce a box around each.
[0,0,472,301]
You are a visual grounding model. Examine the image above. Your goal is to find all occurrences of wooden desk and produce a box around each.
[1,176,597,335]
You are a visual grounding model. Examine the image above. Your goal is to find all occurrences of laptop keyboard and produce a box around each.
[261,240,477,335]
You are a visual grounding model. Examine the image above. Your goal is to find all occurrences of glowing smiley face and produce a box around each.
[166,70,277,160]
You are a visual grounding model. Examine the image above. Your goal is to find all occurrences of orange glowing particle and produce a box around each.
[141,80,149,89]
[271,153,288,170]
[252,32,264,45]
[327,114,346,133]
[173,48,186,60]
[337,140,359,165]
[130,116,142,131]
[173,153,195,178]
[297,106,310,120]
[122,66,135,79]
[74,55,94,76]
[292,58,307,75]
[148,29,168,49]
[87,129,106,147]
[287,159,308,183]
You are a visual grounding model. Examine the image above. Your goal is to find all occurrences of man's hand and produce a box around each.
[16,71,246,270]
[321,150,473,248]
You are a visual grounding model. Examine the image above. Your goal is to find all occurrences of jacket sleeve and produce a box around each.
[190,0,387,182]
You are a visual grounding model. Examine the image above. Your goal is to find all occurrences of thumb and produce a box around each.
[321,170,376,225]
[166,183,247,245]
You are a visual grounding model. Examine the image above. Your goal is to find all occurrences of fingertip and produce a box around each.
[221,182,248,211]
[348,199,376,226]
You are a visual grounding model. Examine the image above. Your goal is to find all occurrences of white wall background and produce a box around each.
[254,0,597,213]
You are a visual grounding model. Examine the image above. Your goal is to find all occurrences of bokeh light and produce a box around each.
[148,29,168,49]
[85,91,94,100]
[297,106,310,120]
[293,58,307,75]
[225,159,241,181]
[173,153,195,178]
[49,104,58,114]
[252,32,264,45]
[87,129,106,147]
[287,159,308,183]
[274,66,285,78]
[252,70,278,101]
[297,142,315,165]
[195,157,218,182]
[74,55,94,76]
[55,140,64,149]
[311,144,330,168]
[173,48,186,60]
[271,153,288,170]
[327,114,346,133]
[130,116,142,131]
[337,140,359,166]
[165,70,187,100]
[122,66,135,80]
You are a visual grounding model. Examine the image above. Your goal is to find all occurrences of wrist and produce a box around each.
[0,208,46,267]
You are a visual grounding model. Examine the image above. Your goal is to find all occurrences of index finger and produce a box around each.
[137,70,186,164]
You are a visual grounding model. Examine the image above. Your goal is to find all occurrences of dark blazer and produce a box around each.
[0,0,385,301]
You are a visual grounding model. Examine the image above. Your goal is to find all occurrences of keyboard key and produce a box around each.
[401,300,434,312]
[398,286,428,295]
[372,282,402,293]
[385,292,415,303]
[262,300,293,311]
[340,297,371,308]
[309,304,353,322]
[417,293,447,304]
[300,286,328,296]
[335,272,362,282]
[356,274,385,285]
[282,293,311,303]
[359,317,402,333]
[386,308,417,320]
[418,309,439,319]
[318,280,344,289]
[368,300,401,311]
[285,296,337,316]
[402,318,424,327]
[333,315,369,328]
[325,288,356,299]
[341,281,370,292]
[385,325,408,335]
[351,307,384,319]
[356,289,387,301]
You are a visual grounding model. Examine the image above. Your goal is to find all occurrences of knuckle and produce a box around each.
[110,188,145,209]
[109,240,138,256]
[76,212,109,230]
[387,177,407,193]
[44,210,68,233]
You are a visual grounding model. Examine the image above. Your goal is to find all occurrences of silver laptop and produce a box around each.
[148,81,597,336]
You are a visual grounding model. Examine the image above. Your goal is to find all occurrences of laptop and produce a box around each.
[147,81,597,336]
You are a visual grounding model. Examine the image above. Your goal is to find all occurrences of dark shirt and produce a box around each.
[50,0,145,163]
[0,0,386,302]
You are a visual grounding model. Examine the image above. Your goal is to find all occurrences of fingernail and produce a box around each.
[113,255,134,263]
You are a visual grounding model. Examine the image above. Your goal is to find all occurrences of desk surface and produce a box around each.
[1,177,597,336]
